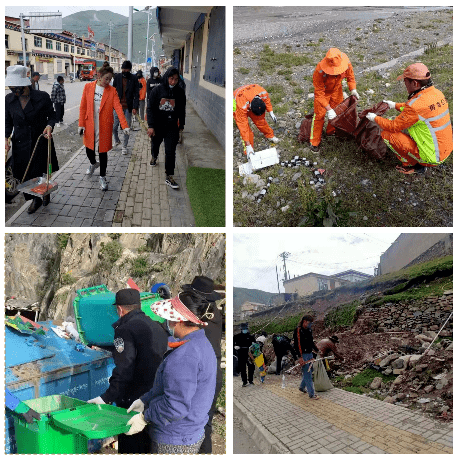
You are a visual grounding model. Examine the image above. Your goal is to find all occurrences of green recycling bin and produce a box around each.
[13,395,134,454]
[13,395,88,454]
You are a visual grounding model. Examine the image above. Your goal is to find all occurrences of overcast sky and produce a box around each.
[234,232,401,293]
[5,6,131,19]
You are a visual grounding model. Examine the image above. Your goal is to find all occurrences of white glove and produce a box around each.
[351,89,360,100]
[383,100,396,109]
[123,128,130,135]
[269,111,277,123]
[366,113,377,122]
[87,396,105,405]
[342,91,348,99]
[234,346,240,350]
[246,145,254,156]
[326,109,337,120]
[78,127,85,135]
[126,412,147,436]
[127,399,145,413]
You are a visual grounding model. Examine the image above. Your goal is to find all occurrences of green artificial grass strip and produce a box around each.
[186,167,225,227]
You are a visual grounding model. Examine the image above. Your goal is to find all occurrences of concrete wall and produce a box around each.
[181,7,225,149]
[379,234,452,275]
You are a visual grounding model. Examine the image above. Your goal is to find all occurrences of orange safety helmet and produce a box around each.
[319,48,350,75]
[396,63,431,81]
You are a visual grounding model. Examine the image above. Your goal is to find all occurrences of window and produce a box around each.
[64,44,69,52]
[71,46,74,53]
[203,6,225,86]
[36,61,44,72]
[57,60,62,72]
[56,42,61,51]
[77,47,80,54]
[34,36,42,47]
[24,39,28,51]
[5,35,9,48]
[318,278,328,291]
[46,39,53,50]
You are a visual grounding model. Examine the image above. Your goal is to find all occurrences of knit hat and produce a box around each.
[121,60,132,70]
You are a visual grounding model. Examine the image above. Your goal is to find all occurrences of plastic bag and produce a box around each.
[354,102,390,160]
[313,360,334,392]
[298,113,314,143]
[329,95,358,135]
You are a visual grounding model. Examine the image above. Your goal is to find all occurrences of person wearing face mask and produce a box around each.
[293,315,320,399]
[112,60,139,155]
[125,292,217,454]
[5,65,58,213]
[87,288,169,454]
[146,67,162,105]
[78,62,129,191]
[233,322,256,387]
[147,66,186,189]
[136,70,147,124]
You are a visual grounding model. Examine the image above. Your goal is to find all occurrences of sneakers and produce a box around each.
[242,383,249,387]
[268,136,280,143]
[86,161,100,176]
[150,157,157,166]
[113,139,121,147]
[99,176,108,191]
[299,388,308,394]
[249,381,254,385]
[122,147,128,155]
[165,175,179,189]
[310,144,320,153]
[55,122,60,128]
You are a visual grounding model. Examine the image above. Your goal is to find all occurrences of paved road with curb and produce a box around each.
[233,376,453,454]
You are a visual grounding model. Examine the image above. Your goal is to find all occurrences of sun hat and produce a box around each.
[150,294,208,325]
[319,48,350,75]
[396,63,431,81]
[5,65,32,87]
[181,276,221,302]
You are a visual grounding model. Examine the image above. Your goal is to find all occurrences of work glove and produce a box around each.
[78,127,85,135]
[326,109,337,120]
[22,408,41,424]
[123,128,130,135]
[383,99,396,109]
[127,399,145,413]
[342,91,348,100]
[366,113,377,122]
[246,145,254,156]
[269,111,277,123]
[234,346,240,350]
[351,89,360,100]
[87,396,105,405]
[126,412,147,436]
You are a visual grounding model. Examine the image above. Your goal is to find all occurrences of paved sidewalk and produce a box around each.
[7,121,196,227]
[233,376,453,454]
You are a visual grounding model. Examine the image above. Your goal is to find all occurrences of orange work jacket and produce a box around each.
[139,77,147,101]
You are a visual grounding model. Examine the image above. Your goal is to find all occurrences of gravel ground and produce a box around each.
[233,7,453,227]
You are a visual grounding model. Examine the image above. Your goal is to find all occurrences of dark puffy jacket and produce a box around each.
[147,67,186,131]
[292,326,319,356]
[112,72,139,112]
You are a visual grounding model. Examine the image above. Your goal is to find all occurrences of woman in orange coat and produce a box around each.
[137,70,147,122]
[78,63,129,190]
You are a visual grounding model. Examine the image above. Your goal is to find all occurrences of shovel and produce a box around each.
[238,147,279,176]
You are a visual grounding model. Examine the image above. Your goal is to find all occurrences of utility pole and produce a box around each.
[108,21,113,68]
[276,265,280,294]
[145,7,151,72]
[128,7,133,61]
[279,251,291,282]
[19,13,27,68]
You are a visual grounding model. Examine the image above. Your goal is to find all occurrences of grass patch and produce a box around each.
[234,47,241,54]
[294,87,304,95]
[259,44,314,73]
[57,233,70,250]
[324,300,359,329]
[248,310,314,335]
[352,368,396,386]
[130,255,152,277]
[61,272,77,285]
[186,167,225,227]
[239,67,250,74]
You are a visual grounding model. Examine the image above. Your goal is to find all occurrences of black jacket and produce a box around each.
[100,310,169,408]
[204,305,223,385]
[147,67,186,131]
[5,88,59,182]
[292,326,318,356]
[233,331,256,351]
[112,72,139,112]
[273,334,299,359]
[146,76,162,102]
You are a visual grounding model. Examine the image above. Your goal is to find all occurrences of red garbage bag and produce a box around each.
[354,102,390,160]
[298,113,314,143]
[329,95,358,135]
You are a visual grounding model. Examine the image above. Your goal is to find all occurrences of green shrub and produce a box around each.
[61,272,77,285]
[130,256,151,277]
[239,67,250,74]
[57,233,70,250]
[324,300,359,328]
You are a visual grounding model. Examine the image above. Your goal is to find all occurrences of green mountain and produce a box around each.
[62,9,163,64]
[233,287,276,313]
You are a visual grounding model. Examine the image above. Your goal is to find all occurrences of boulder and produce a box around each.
[439,405,450,414]
[445,342,453,351]
[394,393,406,401]
[393,375,404,385]
[415,334,431,343]
[380,354,400,367]
[408,355,423,366]
[424,385,434,393]
[382,368,393,376]
[393,368,405,375]
[415,364,429,372]
[383,396,395,404]
[435,378,449,390]
[370,377,382,389]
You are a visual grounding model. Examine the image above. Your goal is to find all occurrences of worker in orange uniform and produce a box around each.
[366,63,453,175]
[233,84,279,156]
[310,48,360,153]
[137,70,147,124]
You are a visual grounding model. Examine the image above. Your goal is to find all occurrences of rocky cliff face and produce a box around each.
[5,233,225,321]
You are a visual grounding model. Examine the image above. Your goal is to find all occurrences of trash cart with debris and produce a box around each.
[12,395,133,454]
[73,284,165,346]
[5,322,116,454]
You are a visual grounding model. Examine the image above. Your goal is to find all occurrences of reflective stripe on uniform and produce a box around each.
[310,114,316,141]
[383,138,408,162]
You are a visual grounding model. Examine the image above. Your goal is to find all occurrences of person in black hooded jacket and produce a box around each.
[147,66,186,189]
[146,67,162,103]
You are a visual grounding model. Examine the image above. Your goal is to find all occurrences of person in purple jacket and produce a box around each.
[125,291,217,454]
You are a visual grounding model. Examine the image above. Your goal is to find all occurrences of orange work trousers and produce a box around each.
[381,131,434,167]
[311,89,343,146]
[234,112,274,153]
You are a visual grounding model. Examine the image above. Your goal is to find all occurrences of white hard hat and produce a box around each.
[5,65,31,87]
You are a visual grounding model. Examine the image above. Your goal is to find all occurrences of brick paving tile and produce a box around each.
[234,377,453,454]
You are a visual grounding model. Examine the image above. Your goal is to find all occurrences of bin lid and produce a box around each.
[51,404,133,440]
